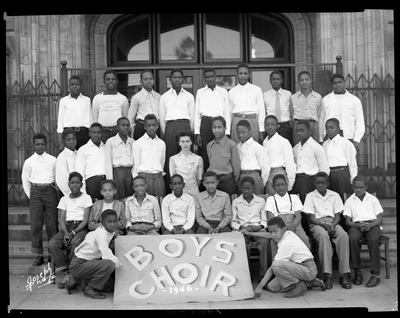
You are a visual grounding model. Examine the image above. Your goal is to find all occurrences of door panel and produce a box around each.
[157,69,202,96]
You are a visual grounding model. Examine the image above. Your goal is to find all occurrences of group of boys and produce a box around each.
[21,64,384,300]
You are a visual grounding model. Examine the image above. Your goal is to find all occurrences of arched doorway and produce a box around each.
[107,13,294,100]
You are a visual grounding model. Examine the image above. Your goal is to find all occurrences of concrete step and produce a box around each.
[9,240,50,259]
[8,224,49,241]
[9,258,53,276]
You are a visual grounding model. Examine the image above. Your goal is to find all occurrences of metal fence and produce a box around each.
[7,60,395,205]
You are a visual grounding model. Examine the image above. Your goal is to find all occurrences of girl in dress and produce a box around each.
[169,130,204,196]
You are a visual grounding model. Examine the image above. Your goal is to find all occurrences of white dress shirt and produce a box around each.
[321,90,365,142]
[303,189,344,219]
[127,88,160,131]
[263,132,296,190]
[91,92,129,127]
[274,230,314,263]
[264,88,292,123]
[293,137,330,176]
[159,87,195,133]
[231,194,267,230]
[194,85,230,134]
[22,152,57,198]
[265,193,303,216]
[104,134,135,180]
[229,82,265,132]
[75,140,107,181]
[56,147,78,196]
[132,133,165,177]
[322,134,358,182]
[343,192,384,223]
[161,192,195,231]
[237,137,270,185]
[56,93,92,133]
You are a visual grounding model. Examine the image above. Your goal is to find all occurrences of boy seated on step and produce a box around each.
[344,175,384,288]
[68,209,121,299]
[265,174,310,259]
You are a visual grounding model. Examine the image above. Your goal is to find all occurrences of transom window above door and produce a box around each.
[109,13,292,66]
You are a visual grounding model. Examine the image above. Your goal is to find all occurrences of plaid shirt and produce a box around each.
[125,193,162,229]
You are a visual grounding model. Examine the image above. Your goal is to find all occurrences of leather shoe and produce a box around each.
[323,273,333,290]
[65,274,80,294]
[353,270,363,285]
[33,256,44,266]
[84,286,106,299]
[284,281,307,298]
[340,273,352,289]
[309,277,326,291]
[366,275,380,288]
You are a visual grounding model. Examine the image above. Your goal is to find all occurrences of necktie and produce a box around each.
[275,92,281,122]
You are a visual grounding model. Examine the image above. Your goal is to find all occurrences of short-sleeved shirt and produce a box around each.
[57,192,93,221]
[265,193,303,216]
[343,192,383,222]
[275,230,313,263]
[303,189,344,219]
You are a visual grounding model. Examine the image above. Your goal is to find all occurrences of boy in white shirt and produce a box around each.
[161,174,196,234]
[265,174,310,259]
[22,133,58,266]
[92,70,129,144]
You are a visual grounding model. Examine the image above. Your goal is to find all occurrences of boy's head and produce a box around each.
[69,75,82,96]
[264,115,279,137]
[99,179,117,202]
[272,174,288,197]
[352,175,367,198]
[101,209,118,233]
[68,171,83,194]
[211,116,226,140]
[62,128,77,151]
[32,133,47,155]
[236,63,250,85]
[325,118,341,139]
[298,70,312,90]
[267,217,287,242]
[170,174,185,196]
[103,70,119,90]
[270,71,283,90]
[314,172,329,195]
[89,123,103,144]
[236,119,252,143]
[176,130,194,151]
[240,176,255,200]
[140,70,154,91]
[170,69,184,90]
[331,73,346,94]
[203,68,216,87]
[202,171,219,195]
[144,113,158,138]
[295,120,311,142]
[132,176,147,196]
[116,117,130,137]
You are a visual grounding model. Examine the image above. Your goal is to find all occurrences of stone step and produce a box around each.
[9,258,54,276]
[8,224,49,241]
[9,241,50,259]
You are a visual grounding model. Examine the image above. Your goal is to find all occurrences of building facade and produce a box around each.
[5,11,395,202]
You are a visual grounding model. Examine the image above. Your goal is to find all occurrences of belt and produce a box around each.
[330,166,348,171]
[296,173,314,177]
[241,170,261,175]
[167,119,189,123]
[115,166,133,170]
[270,166,285,171]
[31,183,53,187]
[135,119,145,124]
[202,115,214,120]
[138,171,163,178]
[294,119,316,123]
[87,175,106,180]
[65,126,88,132]
[132,222,154,226]
[234,113,257,119]
[66,220,82,225]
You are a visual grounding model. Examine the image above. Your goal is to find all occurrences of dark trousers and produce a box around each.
[291,174,315,203]
[69,257,115,290]
[162,224,196,235]
[29,185,58,255]
[244,234,271,277]
[328,166,353,202]
[85,175,106,202]
[63,127,89,150]
[349,225,381,275]
[138,172,166,198]
[48,223,88,267]
[217,173,237,197]
[101,126,118,144]
[196,220,232,234]
[164,120,191,191]
[277,121,293,146]
[113,167,134,200]
[197,116,214,172]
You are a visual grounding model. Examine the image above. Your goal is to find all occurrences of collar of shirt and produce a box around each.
[32,151,49,160]
[311,189,336,201]
[143,133,160,141]
[209,135,229,147]
[329,133,342,144]
[126,193,152,205]
[348,191,375,203]
[99,224,115,238]
[176,151,195,158]
[86,139,105,149]
[200,190,224,201]
[63,148,77,156]
[236,194,264,205]
[170,192,190,203]
[266,132,281,142]
[114,133,134,146]
[168,87,188,96]
[243,137,255,146]
[203,84,224,92]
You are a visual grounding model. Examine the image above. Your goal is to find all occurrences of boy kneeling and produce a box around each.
[69,209,121,299]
